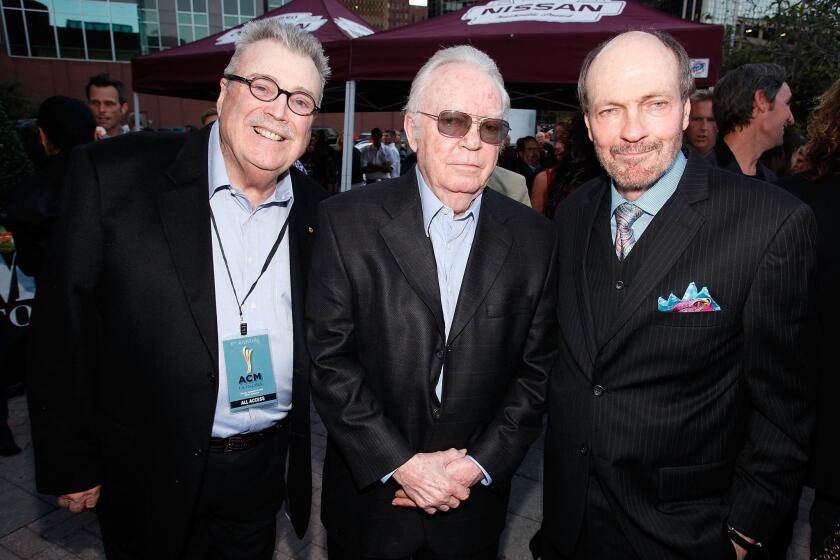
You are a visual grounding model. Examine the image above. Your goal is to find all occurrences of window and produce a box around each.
[176,0,208,45]
[221,0,252,29]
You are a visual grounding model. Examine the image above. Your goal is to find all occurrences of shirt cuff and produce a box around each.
[381,469,396,484]
[466,455,492,486]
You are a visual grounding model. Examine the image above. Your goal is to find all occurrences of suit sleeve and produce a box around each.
[27,146,105,495]
[727,202,817,540]
[468,229,559,486]
[307,203,415,489]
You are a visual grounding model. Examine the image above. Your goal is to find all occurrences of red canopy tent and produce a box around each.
[349,0,723,105]
[130,0,375,100]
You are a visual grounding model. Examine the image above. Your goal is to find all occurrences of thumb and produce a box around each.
[441,448,467,461]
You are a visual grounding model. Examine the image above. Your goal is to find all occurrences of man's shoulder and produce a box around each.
[322,174,413,212]
[85,130,189,165]
[483,187,553,237]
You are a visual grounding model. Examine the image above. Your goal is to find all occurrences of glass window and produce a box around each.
[239,0,252,16]
[2,8,29,55]
[56,17,85,57]
[25,9,57,56]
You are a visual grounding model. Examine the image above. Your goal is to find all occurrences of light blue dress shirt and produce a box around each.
[418,168,491,485]
[208,122,295,438]
[610,151,687,253]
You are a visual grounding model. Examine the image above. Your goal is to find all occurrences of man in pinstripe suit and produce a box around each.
[542,31,817,560]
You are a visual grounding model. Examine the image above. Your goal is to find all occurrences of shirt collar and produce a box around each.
[207,121,293,204]
[416,166,482,237]
[610,150,686,218]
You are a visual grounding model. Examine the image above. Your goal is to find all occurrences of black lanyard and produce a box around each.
[210,207,291,336]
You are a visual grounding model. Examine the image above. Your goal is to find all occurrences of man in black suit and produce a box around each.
[308,45,558,559]
[542,31,816,560]
[27,20,328,559]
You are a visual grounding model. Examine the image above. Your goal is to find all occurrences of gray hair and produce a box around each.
[403,45,510,123]
[691,89,713,103]
[577,30,694,115]
[224,19,331,101]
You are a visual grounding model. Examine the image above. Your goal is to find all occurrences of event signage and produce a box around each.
[463,0,626,24]
[690,58,710,78]
[215,12,373,45]
[0,254,35,329]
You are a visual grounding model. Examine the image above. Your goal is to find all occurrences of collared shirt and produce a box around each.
[207,122,295,438]
[388,167,490,485]
[706,138,777,183]
[610,150,686,254]
[361,143,398,182]
[418,167,482,404]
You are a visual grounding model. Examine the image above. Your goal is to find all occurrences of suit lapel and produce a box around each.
[379,176,446,339]
[447,189,511,344]
[157,128,218,367]
[598,154,710,348]
[576,179,608,367]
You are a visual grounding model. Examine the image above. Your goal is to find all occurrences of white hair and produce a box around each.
[224,20,331,101]
[403,45,510,125]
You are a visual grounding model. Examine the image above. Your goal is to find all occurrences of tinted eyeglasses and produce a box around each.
[418,110,510,145]
[224,74,319,116]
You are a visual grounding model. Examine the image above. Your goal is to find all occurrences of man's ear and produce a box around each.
[753,89,770,115]
[217,78,228,117]
[583,113,594,142]
[404,113,419,152]
[120,102,128,117]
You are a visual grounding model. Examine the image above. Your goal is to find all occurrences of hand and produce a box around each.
[731,541,747,560]
[392,449,469,514]
[57,485,101,513]
[444,456,484,489]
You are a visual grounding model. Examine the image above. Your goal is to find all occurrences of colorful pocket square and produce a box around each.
[658,282,721,313]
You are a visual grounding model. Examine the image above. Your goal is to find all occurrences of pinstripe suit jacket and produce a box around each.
[543,152,817,559]
[307,174,558,556]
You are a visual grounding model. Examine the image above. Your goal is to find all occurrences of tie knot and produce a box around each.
[615,202,644,229]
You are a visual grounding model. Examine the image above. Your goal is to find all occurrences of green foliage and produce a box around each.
[723,0,840,125]
[0,99,34,209]
[0,77,35,121]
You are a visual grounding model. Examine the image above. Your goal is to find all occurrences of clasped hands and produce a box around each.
[57,485,101,513]
[391,448,483,515]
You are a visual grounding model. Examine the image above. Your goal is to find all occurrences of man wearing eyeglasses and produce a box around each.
[308,45,558,559]
[27,20,328,559]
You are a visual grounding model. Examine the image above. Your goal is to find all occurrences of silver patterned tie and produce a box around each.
[614,202,644,260]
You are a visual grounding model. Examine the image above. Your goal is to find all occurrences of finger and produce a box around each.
[438,505,450,512]
[83,495,98,508]
[57,496,70,509]
[392,498,419,508]
[68,500,85,513]
[451,484,470,501]
[423,507,437,515]
[394,489,409,500]
[441,448,467,461]
[446,496,461,509]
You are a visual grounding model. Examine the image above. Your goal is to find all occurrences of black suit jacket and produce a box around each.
[27,128,324,555]
[779,171,840,500]
[307,174,558,556]
[543,153,817,559]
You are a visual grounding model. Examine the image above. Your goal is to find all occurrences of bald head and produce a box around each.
[578,30,694,115]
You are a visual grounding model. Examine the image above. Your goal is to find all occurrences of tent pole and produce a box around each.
[340,80,356,192]
[133,92,141,130]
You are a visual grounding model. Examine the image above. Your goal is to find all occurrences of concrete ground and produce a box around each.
[0,393,813,559]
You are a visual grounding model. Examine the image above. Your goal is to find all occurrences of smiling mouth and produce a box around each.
[253,126,284,142]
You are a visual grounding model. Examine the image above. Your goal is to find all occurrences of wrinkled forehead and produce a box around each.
[422,63,503,118]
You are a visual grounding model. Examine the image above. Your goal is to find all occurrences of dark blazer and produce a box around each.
[307,174,558,557]
[779,171,840,500]
[27,128,324,556]
[543,152,817,559]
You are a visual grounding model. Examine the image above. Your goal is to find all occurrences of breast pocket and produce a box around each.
[653,310,735,328]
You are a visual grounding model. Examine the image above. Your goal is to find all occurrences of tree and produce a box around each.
[0,77,35,121]
[722,0,840,125]
[0,99,33,216]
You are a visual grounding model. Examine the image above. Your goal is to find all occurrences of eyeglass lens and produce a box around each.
[436,110,509,145]
[236,75,316,116]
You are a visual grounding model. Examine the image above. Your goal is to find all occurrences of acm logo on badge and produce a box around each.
[238,345,263,384]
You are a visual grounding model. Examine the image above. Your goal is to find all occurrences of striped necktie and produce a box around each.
[614,202,645,260]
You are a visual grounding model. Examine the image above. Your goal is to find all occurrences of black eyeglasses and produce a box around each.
[417,110,510,145]
[224,73,319,116]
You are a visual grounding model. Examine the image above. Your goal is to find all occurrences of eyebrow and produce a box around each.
[596,92,676,107]
[248,73,318,98]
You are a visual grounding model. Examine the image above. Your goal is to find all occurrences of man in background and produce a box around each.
[685,89,717,156]
[86,73,129,139]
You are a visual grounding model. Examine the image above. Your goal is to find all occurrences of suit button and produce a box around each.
[435,350,445,359]
[579,445,589,455]
[615,280,624,290]
[593,385,604,397]
[207,371,216,382]
[193,448,203,457]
